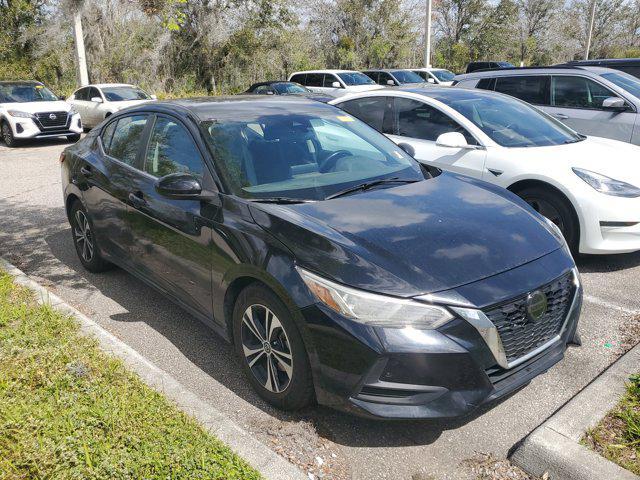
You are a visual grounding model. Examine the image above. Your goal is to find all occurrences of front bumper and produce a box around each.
[301,249,582,419]
[8,113,82,139]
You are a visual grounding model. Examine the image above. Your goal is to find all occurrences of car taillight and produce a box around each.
[59,152,66,163]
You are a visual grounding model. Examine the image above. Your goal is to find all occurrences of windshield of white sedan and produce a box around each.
[0,83,58,103]
[440,93,583,147]
[102,87,151,101]
[201,109,423,200]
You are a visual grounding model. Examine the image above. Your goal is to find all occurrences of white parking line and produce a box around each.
[583,294,639,315]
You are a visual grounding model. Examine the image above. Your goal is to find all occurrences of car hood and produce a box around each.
[249,173,562,297]
[0,100,72,113]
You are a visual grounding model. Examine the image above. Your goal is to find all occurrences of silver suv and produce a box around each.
[454,66,640,145]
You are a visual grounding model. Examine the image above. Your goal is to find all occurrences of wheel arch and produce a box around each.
[65,193,82,222]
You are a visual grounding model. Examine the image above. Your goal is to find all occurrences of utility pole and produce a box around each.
[584,0,597,60]
[73,10,89,86]
[424,0,432,68]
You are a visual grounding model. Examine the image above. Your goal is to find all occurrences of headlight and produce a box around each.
[7,110,32,118]
[69,106,79,115]
[573,167,640,198]
[298,267,453,329]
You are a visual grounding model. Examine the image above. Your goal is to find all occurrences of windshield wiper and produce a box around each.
[325,178,419,200]
[248,197,313,204]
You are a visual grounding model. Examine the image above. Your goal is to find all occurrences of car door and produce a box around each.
[85,87,105,127]
[124,113,214,317]
[386,97,486,178]
[81,113,150,263]
[543,75,635,142]
[71,87,90,124]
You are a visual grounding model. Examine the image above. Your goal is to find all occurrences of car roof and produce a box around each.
[92,83,135,88]
[567,58,640,65]
[363,69,411,73]
[412,68,448,71]
[0,80,43,85]
[290,70,359,75]
[124,95,338,120]
[455,65,618,79]
[249,81,291,87]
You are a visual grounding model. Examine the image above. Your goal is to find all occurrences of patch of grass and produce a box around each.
[583,373,640,475]
[0,271,261,480]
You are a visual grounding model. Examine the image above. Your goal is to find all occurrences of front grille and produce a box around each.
[484,271,574,364]
[34,111,69,128]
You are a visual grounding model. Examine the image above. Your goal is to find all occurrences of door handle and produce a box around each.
[80,166,92,177]
[553,113,569,120]
[128,192,147,208]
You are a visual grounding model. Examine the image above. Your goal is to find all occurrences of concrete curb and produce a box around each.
[0,257,307,480]
[511,341,640,480]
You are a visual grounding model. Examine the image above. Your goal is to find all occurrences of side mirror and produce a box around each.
[150,94,157,100]
[331,81,342,88]
[602,96,628,111]
[90,96,103,103]
[436,132,470,149]
[397,142,415,157]
[155,173,202,199]
[386,79,396,86]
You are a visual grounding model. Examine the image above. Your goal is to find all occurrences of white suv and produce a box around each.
[288,70,383,98]
[0,81,82,147]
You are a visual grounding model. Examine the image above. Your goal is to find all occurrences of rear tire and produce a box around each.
[233,284,314,410]
[69,200,113,273]
[516,186,579,254]
[1,121,19,148]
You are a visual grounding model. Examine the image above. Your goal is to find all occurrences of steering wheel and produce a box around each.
[318,150,351,173]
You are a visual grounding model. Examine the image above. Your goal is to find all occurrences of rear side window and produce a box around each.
[306,74,324,87]
[476,78,496,90]
[494,76,549,105]
[144,116,204,178]
[107,114,148,166]
[289,74,306,85]
[339,96,392,134]
[394,98,477,144]
[551,76,615,109]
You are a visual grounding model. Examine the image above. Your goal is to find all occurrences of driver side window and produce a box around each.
[393,98,477,144]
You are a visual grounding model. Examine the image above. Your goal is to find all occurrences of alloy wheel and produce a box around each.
[2,124,11,144]
[241,304,293,393]
[73,210,94,262]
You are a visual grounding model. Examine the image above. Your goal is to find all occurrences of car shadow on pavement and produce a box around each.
[576,251,640,273]
[0,136,77,150]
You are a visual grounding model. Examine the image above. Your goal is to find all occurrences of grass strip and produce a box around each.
[0,270,262,480]
[583,372,640,475]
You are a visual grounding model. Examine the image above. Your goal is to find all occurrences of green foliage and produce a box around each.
[0,270,262,479]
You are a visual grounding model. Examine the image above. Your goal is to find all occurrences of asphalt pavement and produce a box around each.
[1,137,639,480]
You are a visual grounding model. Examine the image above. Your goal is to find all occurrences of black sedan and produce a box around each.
[245,81,333,102]
[60,96,581,419]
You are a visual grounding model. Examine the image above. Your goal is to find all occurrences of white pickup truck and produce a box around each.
[0,80,83,147]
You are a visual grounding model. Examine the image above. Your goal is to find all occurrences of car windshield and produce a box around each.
[600,72,640,99]
[273,83,309,94]
[391,70,425,84]
[438,91,583,147]
[431,70,455,82]
[337,72,376,86]
[200,104,424,201]
[101,86,151,101]
[0,83,58,103]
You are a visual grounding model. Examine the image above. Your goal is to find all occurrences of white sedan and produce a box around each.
[67,83,155,129]
[330,88,640,254]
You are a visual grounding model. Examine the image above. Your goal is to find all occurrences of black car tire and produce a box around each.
[69,200,113,273]
[233,284,314,410]
[516,186,579,253]
[67,134,81,142]
[1,121,19,148]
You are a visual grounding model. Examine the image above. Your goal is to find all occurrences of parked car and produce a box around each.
[287,70,381,97]
[331,87,640,254]
[61,96,581,419]
[362,69,426,86]
[454,66,640,145]
[68,83,155,129]
[0,80,82,147]
[465,61,514,73]
[245,81,333,102]
[412,67,456,86]
[564,58,640,80]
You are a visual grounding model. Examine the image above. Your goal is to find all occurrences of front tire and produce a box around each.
[69,201,113,273]
[233,284,314,410]
[516,186,579,253]
[1,121,19,148]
